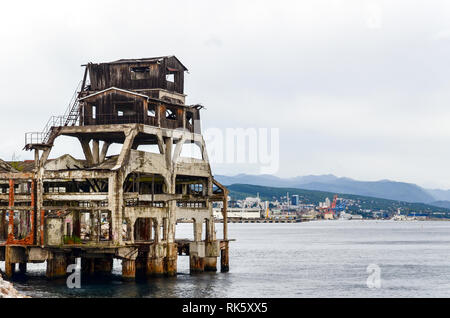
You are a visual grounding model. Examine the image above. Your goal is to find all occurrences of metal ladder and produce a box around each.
[24,81,83,147]
[62,80,83,128]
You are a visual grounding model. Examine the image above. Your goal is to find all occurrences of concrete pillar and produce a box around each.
[135,254,148,278]
[46,252,68,279]
[18,262,27,275]
[147,257,164,277]
[146,243,164,277]
[82,257,112,277]
[210,217,216,241]
[193,221,202,242]
[221,241,230,273]
[72,211,81,238]
[37,178,45,246]
[0,210,5,240]
[91,211,99,242]
[164,243,178,277]
[204,258,217,272]
[109,174,123,245]
[205,219,211,241]
[149,219,153,240]
[164,137,173,168]
[5,246,27,278]
[189,241,205,274]
[92,139,100,164]
[100,142,111,163]
[204,241,219,272]
[81,258,95,276]
[5,246,15,278]
[5,262,15,278]
[34,149,40,169]
[79,138,94,165]
[122,259,136,280]
[153,220,160,243]
[190,255,205,274]
[162,218,168,241]
[94,257,113,276]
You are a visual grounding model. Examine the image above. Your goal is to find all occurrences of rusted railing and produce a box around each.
[24,81,82,147]
[24,116,65,145]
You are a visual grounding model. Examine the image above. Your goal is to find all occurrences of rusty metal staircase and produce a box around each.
[24,81,83,149]
[62,80,83,127]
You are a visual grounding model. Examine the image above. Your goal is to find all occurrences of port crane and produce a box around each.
[329,195,348,217]
[320,195,347,218]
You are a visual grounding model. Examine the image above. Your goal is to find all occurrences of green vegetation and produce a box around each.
[9,162,24,171]
[63,235,82,245]
[227,184,450,217]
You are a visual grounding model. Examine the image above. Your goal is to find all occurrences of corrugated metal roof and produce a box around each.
[106,55,188,71]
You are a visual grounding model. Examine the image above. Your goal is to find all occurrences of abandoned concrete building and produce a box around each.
[0,56,230,280]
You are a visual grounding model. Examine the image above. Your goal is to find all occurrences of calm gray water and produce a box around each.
[2,220,450,298]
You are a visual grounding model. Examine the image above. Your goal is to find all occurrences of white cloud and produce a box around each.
[1,1,450,187]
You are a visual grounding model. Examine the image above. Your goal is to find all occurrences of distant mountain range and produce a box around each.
[214,174,450,208]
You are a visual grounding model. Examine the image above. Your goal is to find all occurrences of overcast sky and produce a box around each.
[1,0,450,188]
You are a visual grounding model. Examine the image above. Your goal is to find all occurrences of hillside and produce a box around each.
[226,184,450,216]
[215,174,437,204]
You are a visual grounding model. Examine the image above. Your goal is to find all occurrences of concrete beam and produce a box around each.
[112,128,138,171]
[79,138,94,165]
[43,170,112,179]
[43,193,109,201]
[100,141,111,162]
[92,140,100,164]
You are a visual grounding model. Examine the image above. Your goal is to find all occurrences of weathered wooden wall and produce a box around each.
[88,56,185,94]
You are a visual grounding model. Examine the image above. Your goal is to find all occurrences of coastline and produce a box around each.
[0,274,30,298]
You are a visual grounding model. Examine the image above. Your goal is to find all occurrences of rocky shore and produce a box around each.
[0,273,30,298]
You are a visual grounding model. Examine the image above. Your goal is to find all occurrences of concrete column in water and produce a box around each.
[122,259,136,280]
[221,241,230,273]
[189,241,205,274]
[221,192,230,273]
[204,241,219,272]
[4,246,16,278]
[147,243,165,277]
[94,257,113,276]
[5,246,27,278]
[81,258,95,276]
[163,215,177,276]
[18,262,27,275]
[190,220,205,273]
[204,218,219,272]
[164,242,178,276]
[46,252,68,279]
